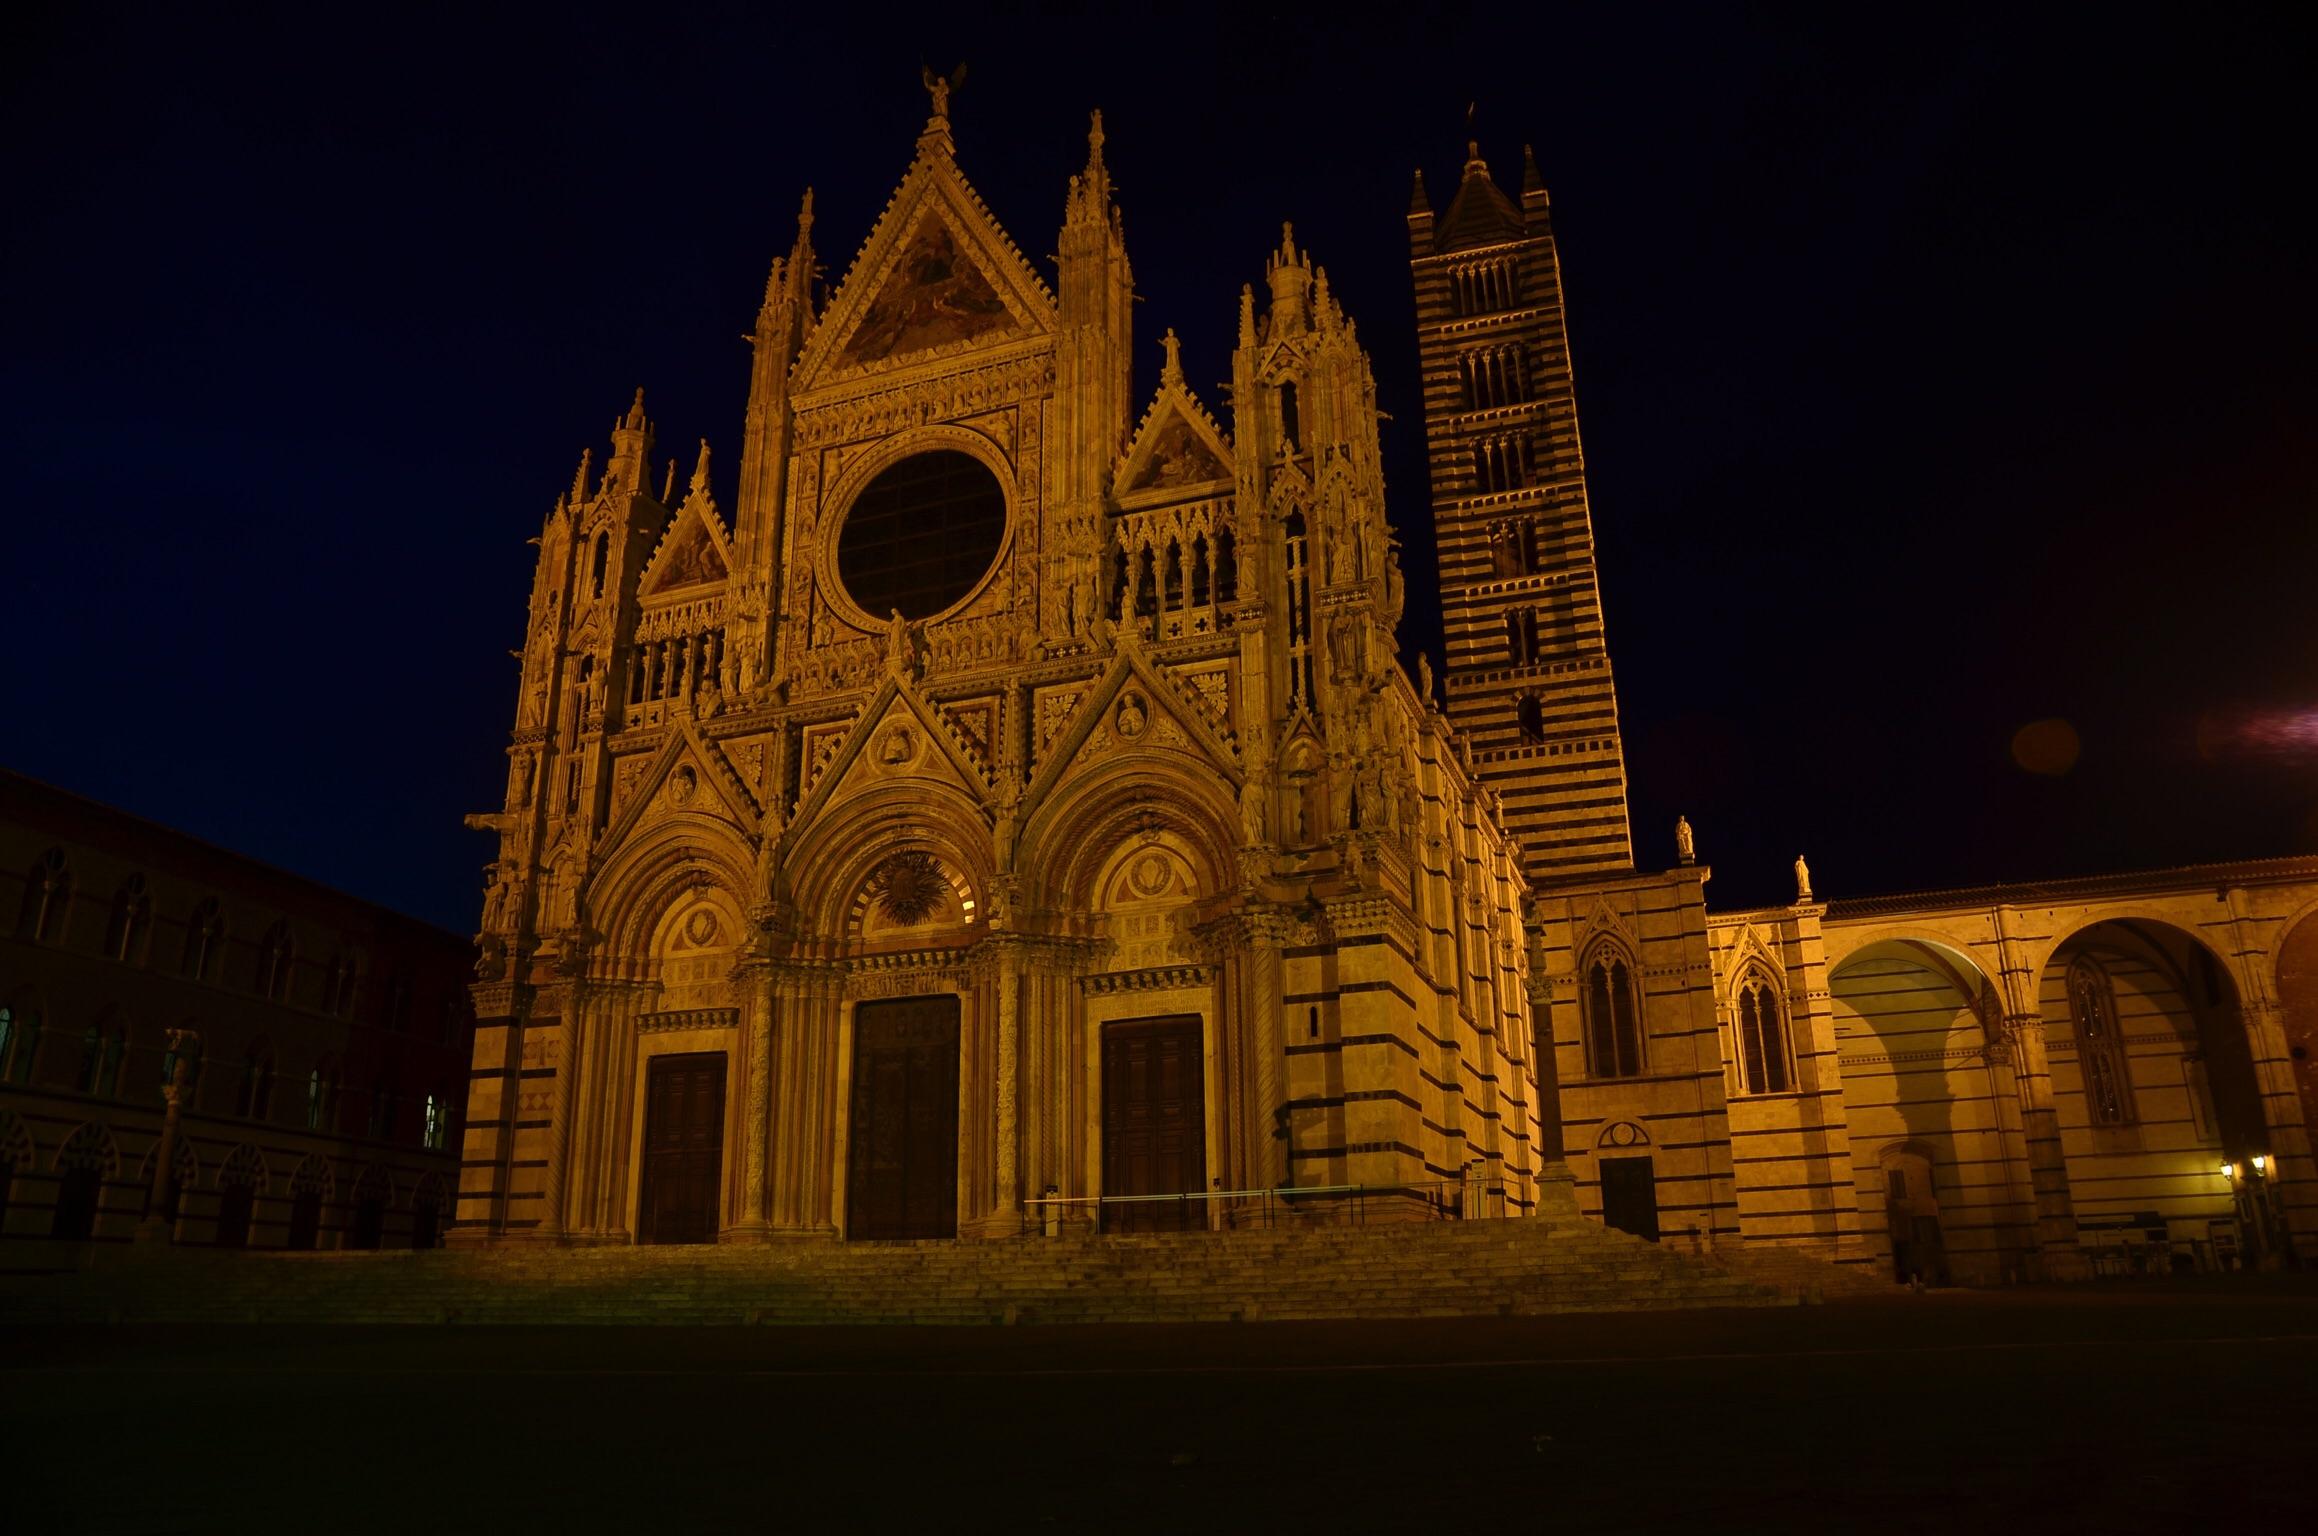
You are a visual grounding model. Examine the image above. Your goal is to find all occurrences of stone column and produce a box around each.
[990,945,1024,1235]
[1527,967,1579,1218]
[136,1031,196,1245]
[729,966,775,1239]
[2238,999,2318,1262]
[538,1003,584,1242]
[2004,1011,2087,1279]
[1245,915,1287,1188]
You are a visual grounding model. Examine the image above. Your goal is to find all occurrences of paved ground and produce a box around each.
[7,1279,2315,1533]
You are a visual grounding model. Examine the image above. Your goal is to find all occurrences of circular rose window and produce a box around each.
[835,449,1007,622]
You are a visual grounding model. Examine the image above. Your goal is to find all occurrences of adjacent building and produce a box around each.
[0,771,474,1251]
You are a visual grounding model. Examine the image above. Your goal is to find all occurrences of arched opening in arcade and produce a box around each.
[2038,919,2267,1272]
[1828,937,2008,1285]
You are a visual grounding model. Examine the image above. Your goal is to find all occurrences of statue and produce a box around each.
[1238,773,1268,846]
[1675,815,1695,866]
[1416,652,1433,707]
[921,62,965,120]
[1794,853,1813,903]
[885,608,914,676]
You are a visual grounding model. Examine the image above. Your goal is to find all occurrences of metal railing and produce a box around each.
[1020,1178,1514,1235]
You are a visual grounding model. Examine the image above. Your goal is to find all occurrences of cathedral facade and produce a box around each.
[456,92,2318,1279]
[456,97,1547,1247]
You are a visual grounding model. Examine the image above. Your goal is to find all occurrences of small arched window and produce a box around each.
[1581,947,1644,1078]
[305,1057,340,1132]
[423,1090,455,1152]
[78,1023,124,1097]
[590,531,610,599]
[1734,969,1793,1095]
[1278,381,1300,447]
[2068,957,2135,1126]
[19,848,72,945]
[107,875,152,963]
[237,1037,275,1121]
[1515,694,1546,743]
[257,921,295,1003]
[182,898,224,981]
[0,1005,36,1084]
[326,952,358,1017]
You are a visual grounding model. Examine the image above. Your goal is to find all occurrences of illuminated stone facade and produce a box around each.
[457,97,1551,1246]
[1416,145,2318,1277]
[458,94,2318,1279]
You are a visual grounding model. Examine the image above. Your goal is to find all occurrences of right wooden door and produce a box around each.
[1102,1016,1207,1234]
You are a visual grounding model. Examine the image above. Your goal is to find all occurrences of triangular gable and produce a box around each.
[597,723,761,859]
[793,151,1056,390]
[1117,400,1232,501]
[638,503,733,598]
[784,675,996,859]
[1021,646,1242,816]
[1115,337,1234,503]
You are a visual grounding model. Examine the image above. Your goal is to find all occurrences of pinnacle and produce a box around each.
[1408,168,1431,218]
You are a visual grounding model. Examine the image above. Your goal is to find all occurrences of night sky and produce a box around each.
[4,4,2312,932]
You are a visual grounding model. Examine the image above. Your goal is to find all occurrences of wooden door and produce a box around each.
[847,996,959,1241]
[638,1052,727,1245]
[1598,1155,1659,1242]
[1103,1017,1207,1234]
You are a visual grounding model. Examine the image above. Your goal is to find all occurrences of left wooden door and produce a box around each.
[638,1052,727,1245]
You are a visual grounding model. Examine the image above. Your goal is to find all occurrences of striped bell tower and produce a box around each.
[1408,139,1633,882]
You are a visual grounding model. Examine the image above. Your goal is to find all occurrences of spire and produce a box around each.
[1266,223,1310,335]
[605,389,654,499]
[569,448,594,508]
[1436,134,1525,252]
[1238,284,1257,348]
[1521,144,1545,199]
[687,439,713,506]
[1407,168,1431,217]
[660,458,678,503]
[1065,109,1115,229]
[1159,327,1183,386]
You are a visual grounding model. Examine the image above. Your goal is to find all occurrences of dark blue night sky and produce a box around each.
[4,3,2312,932]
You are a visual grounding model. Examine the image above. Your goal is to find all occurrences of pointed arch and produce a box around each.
[18,846,72,944]
[50,1123,117,1241]
[1731,963,1794,1096]
[1577,938,1644,1079]
[107,873,152,963]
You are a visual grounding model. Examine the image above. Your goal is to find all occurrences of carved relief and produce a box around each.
[837,212,1014,367]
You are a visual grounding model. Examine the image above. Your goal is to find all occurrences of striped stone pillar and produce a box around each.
[2004,1012,2087,1278]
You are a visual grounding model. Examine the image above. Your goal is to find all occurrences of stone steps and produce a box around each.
[0,1218,1797,1326]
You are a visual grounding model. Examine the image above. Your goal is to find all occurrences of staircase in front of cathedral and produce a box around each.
[0,1218,1834,1326]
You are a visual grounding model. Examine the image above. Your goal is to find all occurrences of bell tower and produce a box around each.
[1409,140,1633,881]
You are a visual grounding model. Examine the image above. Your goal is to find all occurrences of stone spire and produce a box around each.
[603,389,653,500]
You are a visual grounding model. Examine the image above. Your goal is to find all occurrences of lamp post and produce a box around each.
[137,1027,198,1246]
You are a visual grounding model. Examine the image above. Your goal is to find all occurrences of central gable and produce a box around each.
[839,211,1013,367]
[794,149,1057,391]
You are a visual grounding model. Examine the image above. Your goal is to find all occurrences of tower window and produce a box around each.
[591,532,610,599]
[1515,693,1545,742]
